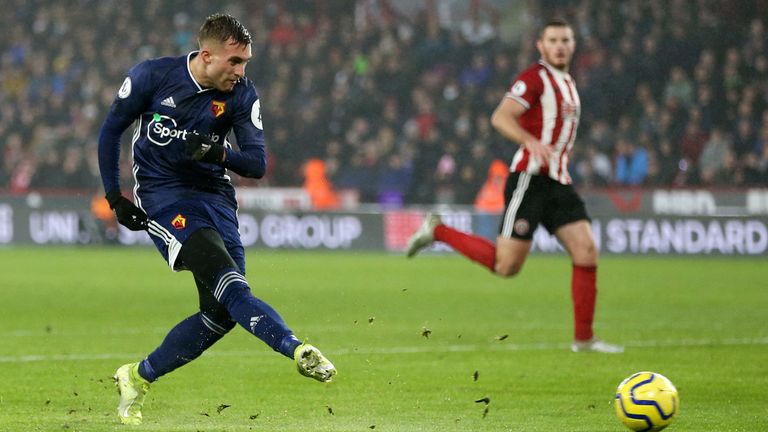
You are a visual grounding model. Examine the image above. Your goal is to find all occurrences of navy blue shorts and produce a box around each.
[146,199,245,273]
[498,172,589,240]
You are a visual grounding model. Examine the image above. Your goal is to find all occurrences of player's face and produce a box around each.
[537,26,575,71]
[205,38,252,92]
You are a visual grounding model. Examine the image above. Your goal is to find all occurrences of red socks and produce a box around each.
[571,265,597,341]
[434,224,496,271]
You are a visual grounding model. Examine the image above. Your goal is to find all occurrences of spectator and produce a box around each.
[336,153,372,199]
[473,159,508,214]
[458,3,497,49]
[614,138,649,185]
[606,57,635,121]
[61,147,95,189]
[698,127,733,184]
[30,148,60,189]
[663,66,695,108]
[743,141,768,185]
[303,159,340,210]
[679,120,710,167]
[270,13,299,46]
[576,145,612,187]
[433,139,460,204]
[377,153,412,208]
[459,53,492,89]
[733,117,757,157]
[636,35,664,91]
[652,139,683,186]
[586,120,613,154]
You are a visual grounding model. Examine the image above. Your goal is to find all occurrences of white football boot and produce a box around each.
[571,337,624,353]
[406,213,442,258]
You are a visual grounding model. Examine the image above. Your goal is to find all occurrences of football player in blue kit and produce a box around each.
[98,14,336,425]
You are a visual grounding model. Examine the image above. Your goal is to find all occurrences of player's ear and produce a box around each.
[199,48,212,64]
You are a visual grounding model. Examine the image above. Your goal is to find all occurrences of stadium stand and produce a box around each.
[0,0,766,204]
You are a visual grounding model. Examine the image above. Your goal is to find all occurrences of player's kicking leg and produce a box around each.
[113,362,150,425]
[180,228,337,381]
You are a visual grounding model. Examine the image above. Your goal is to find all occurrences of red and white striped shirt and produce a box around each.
[505,60,581,184]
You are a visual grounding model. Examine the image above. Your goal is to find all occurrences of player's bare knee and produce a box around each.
[572,241,598,266]
[495,261,523,278]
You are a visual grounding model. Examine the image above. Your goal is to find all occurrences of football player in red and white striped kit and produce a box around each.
[407,19,622,353]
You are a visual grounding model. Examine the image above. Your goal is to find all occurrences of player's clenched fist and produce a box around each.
[105,190,148,231]
[185,132,225,163]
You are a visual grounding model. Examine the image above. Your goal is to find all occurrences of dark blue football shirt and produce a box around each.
[98,51,266,216]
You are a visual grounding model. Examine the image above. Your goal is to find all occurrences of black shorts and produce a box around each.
[498,172,589,240]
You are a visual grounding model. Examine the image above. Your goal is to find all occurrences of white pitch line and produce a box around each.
[2,327,173,337]
[1,337,767,364]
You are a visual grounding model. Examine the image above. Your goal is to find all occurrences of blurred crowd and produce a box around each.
[1,0,767,206]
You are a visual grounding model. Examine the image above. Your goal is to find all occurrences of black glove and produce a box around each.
[185,132,225,163]
[105,190,148,231]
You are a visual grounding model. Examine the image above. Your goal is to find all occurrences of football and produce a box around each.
[614,371,679,431]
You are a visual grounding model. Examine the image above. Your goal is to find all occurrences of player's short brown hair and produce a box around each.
[539,19,572,38]
[198,13,252,47]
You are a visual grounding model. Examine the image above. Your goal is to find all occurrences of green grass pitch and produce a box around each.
[0,247,766,431]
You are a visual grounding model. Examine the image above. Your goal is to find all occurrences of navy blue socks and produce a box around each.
[139,312,231,382]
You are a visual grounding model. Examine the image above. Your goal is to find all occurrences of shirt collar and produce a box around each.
[187,51,213,93]
[539,59,572,80]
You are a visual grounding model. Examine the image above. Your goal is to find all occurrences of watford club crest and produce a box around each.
[171,214,187,230]
[211,100,226,118]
